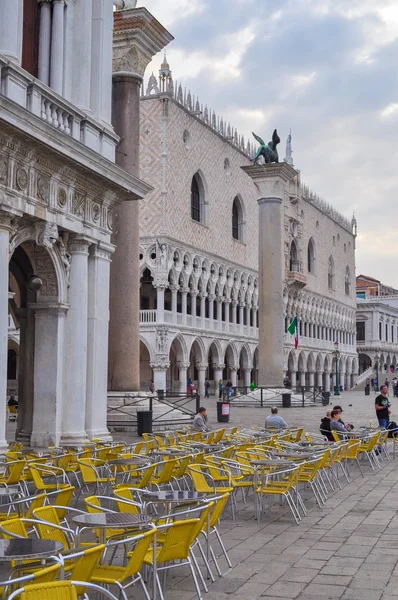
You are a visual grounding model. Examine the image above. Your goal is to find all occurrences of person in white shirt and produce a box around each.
[192,407,210,432]
[265,407,288,430]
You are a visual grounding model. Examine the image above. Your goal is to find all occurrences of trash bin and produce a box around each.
[157,389,164,400]
[322,391,330,406]
[282,393,291,408]
[137,410,152,436]
[217,401,230,423]
[365,385,370,396]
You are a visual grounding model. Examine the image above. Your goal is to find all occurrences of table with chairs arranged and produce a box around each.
[0,424,394,598]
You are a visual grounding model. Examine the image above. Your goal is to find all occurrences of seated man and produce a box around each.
[333,405,354,431]
[330,409,346,435]
[192,407,210,432]
[320,410,333,441]
[265,407,288,430]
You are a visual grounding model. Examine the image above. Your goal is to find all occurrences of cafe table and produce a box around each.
[250,459,299,520]
[140,490,205,515]
[72,512,152,546]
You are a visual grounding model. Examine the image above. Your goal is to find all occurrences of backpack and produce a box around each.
[387,421,398,438]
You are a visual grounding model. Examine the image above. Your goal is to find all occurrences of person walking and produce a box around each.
[218,379,223,399]
[226,379,233,399]
[148,380,155,394]
[204,378,210,398]
[375,384,391,428]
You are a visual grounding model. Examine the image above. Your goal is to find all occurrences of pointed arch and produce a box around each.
[224,341,239,367]
[191,171,208,225]
[307,237,315,273]
[169,333,189,364]
[290,240,299,272]
[232,195,246,242]
[328,256,334,289]
[188,336,206,364]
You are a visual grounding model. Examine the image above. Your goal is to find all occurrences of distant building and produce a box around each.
[356,275,398,299]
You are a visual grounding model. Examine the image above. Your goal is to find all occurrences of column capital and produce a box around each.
[89,242,115,261]
[214,364,225,370]
[231,300,238,307]
[0,213,14,232]
[170,285,179,293]
[150,362,170,372]
[68,235,93,254]
[207,294,215,302]
[181,287,189,295]
[243,367,252,373]
[179,362,190,370]
[216,296,224,303]
[196,363,208,371]
[230,365,239,372]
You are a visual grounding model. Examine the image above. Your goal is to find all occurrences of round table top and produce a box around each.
[108,458,149,466]
[0,539,63,561]
[276,452,315,459]
[250,459,297,467]
[73,512,151,528]
[140,490,205,503]
[0,486,21,496]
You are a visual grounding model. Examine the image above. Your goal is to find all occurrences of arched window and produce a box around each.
[328,256,334,289]
[289,241,299,272]
[307,238,315,273]
[191,176,200,222]
[345,266,351,296]
[232,196,246,241]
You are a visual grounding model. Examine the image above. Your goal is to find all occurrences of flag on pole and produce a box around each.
[288,316,299,349]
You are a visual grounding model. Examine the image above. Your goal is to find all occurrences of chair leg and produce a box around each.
[188,556,204,600]
[195,539,216,582]
[190,548,209,592]
[214,527,233,569]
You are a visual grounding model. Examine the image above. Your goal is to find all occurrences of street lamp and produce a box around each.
[334,341,341,396]
[375,352,379,392]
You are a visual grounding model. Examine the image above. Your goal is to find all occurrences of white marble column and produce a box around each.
[179,363,189,394]
[61,237,90,444]
[63,0,75,101]
[291,371,297,389]
[299,372,306,388]
[345,372,350,391]
[190,292,198,327]
[38,0,52,85]
[309,372,315,388]
[181,289,188,326]
[50,0,65,94]
[91,0,114,123]
[197,364,207,396]
[151,364,168,392]
[232,301,237,327]
[208,295,214,325]
[316,371,323,388]
[244,368,251,388]
[200,294,206,329]
[72,0,93,110]
[31,304,67,447]
[0,217,11,450]
[85,244,113,441]
[239,303,244,334]
[350,373,356,389]
[324,372,331,393]
[0,0,23,64]
[15,308,35,445]
[245,305,251,330]
[156,285,165,324]
[230,367,238,388]
[217,298,223,330]
[214,365,224,390]
[171,287,178,324]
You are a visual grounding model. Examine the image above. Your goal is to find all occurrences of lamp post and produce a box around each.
[334,341,341,396]
[375,352,379,392]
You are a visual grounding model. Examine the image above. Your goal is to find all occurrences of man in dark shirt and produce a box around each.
[375,384,390,428]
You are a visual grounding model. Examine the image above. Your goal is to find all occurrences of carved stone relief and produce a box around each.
[34,246,58,298]
[37,176,50,203]
[73,191,86,219]
[35,222,59,249]
[57,187,67,208]
[156,327,169,354]
[0,156,7,182]
[92,203,101,223]
[16,167,28,191]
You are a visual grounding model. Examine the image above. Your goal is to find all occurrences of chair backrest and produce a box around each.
[187,466,213,493]
[0,517,28,539]
[6,459,26,485]
[84,496,101,513]
[33,506,70,549]
[209,493,230,528]
[51,486,75,520]
[123,529,156,577]
[113,488,140,514]
[154,435,166,449]
[193,451,204,464]
[173,456,191,478]
[346,440,361,458]
[32,562,61,584]
[25,493,47,519]
[67,544,105,595]
[137,463,156,489]
[28,465,46,490]
[213,429,226,443]
[293,428,304,443]
[154,459,178,485]
[157,519,200,563]
[7,580,120,600]
[77,459,98,484]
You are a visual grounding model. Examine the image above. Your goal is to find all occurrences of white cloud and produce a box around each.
[290,72,317,89]
[380,103,398,118]
[136,0,204,27]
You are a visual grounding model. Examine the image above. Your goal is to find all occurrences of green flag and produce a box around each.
[287,316,297,335]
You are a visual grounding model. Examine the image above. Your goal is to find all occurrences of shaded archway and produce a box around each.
[139,339,152,391]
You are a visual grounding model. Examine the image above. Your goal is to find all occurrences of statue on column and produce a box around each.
[284,130,293,166]
[251,130,280,164]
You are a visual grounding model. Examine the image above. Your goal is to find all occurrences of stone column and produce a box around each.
[230,367,238,388]
[50,0,65,94]
[350,373,356,389]
[208,295,214,325]
[244,368,251,388]
[299,372,306,388]
[15,307,35,445]
[171,286,178,324]
[156,285,165,324]
[316,371,323,388]
[38,0,52,85]
[0,216,12,450]
[197,364,207,396]
[245,305,251,331]
[109,10,172,392]
[179,363,189,394]
[214,365,224,391]
[181,289,188,326]
[72,0,93,110]
[31,304,67,447]
[0,0,23,64]
[232,301,237,326]
[200,294,206,329]
[253,305,258,328]
[217,298,223,330]
[239,303,244,334]
[324,372,331,393]
[151,362,168,392]
[85,244,114,441]
[345,372,350,391]
[62,237,90,444]
[190,291,198,327]
[242,163,297,387]
[291,371,297,389]
[309,372,315,388]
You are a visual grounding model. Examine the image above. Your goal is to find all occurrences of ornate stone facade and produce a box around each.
[138,63,358,394]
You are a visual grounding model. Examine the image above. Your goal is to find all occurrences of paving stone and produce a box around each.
[301,583,346,597]
[236,581,270,596]
[335,544,372,558]
[342,590,383,600]
[303,549,336,560]
[262,581,307,598]
[207,577,248,593]
[294,558,328,570]
[282,567,318,583]
[311,574,353,586]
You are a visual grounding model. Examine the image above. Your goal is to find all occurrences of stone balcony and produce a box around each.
[286,270,307,287]
[0,56,118,161]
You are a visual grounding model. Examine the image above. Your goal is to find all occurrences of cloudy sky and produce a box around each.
[138,0,398,287]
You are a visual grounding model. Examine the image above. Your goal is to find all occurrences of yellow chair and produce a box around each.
[7,580,119,600]
[59,544,105,594]
[256,466,301,524]
[188,465,236,518]
[1,563,60,599]
[91,529,156,600]
[151,459,178,489]
[345,440,364,477]
[28,464,70,493]
[84,496,126,541]
[297,457,326,508]
[46,486,75,526]
[32,506,81,551]
[120,463,156,489]
[358,433,381,470]
[77,458,114,496]
[113,488,141,514]
[143,520,203,600]
[193,492,232,577]
[0,459,26,492]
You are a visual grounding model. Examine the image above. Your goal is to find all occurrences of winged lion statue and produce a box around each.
[251,130,281,164]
